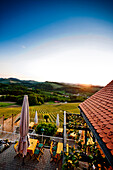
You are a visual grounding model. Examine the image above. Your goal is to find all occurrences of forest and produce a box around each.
[0,78,102,106]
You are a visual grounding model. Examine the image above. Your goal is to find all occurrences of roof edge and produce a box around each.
[78,106,113,168]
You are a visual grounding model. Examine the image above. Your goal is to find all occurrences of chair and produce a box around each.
[50,147,57,163]
[50,141,53,148]
[34,148,41,161]
[14,142,22,158]
[14,142,18,152]
[53,145,57,151]
[37,143,44,154]
[43,139,46,145]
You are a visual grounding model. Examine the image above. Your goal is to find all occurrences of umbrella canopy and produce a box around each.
[18,95,30,156]
[56,114,60,127]
[34,111,38,124]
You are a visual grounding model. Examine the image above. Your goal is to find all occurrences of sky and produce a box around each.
[0,0,113,86]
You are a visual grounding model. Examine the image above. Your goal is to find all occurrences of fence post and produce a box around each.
[12,114,13,132]
[2,115,4,131]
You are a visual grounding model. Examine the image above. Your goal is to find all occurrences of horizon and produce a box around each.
[0,76,105,87]
[0,0,113,86]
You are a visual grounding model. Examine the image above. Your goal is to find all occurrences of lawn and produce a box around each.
[0,102,15,107]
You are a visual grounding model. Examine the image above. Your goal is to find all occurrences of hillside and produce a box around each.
[0,78,103,105]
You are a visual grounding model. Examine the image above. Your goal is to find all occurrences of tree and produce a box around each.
[35,123,57,136]
[28,94,38,106]
[44,115,49,122]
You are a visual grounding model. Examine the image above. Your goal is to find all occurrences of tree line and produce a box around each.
[0,81,102,106]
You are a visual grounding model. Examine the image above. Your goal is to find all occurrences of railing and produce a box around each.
[0,128,75,147]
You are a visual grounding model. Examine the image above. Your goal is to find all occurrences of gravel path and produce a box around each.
[0,145,62,170]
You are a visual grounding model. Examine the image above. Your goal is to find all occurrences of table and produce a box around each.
[56,142,63,161]
[27,138,38,156]
[14,138,38,157]
[70,132,76,138]
[29,122,35,129]
[56,142,63,154]
[57,128,63,133]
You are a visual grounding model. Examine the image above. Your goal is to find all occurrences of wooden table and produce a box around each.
[29,122,35,129]
[56,142,63,161]
[14,138,38,157]
[56,142,63,154]
[57,128,63,133]
[27,138,38,156]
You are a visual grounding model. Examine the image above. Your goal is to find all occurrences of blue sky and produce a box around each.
[0,0,113,86]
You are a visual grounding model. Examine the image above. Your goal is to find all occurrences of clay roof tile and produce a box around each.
[106,142,113,150]
[79,80,113,157]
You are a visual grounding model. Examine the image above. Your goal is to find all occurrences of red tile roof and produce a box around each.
[79,80,113,156]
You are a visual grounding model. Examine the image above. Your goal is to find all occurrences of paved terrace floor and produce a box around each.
[0,145,62,170]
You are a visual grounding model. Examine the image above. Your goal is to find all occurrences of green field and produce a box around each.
[0,103,80,124]
[0,102,15,107]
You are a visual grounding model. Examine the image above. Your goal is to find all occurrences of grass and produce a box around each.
[0,102,15,107]
[0,107,21,119]
[0,102,81,124]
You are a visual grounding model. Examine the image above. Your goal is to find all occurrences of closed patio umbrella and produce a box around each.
[56,114,59,127]
[34,111,38,124]
[18,95,30,164]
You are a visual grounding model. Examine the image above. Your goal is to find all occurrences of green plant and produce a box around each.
[44,115,49,122]
[35,123,57,136]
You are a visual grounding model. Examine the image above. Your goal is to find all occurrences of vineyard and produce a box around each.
[29,103,80,125]
[0,102,80,126]
[0,107,21,119]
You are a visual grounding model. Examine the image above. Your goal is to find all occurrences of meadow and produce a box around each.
[0,102,15,107]
[0,102,80,124]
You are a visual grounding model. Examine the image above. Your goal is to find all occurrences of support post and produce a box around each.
[42,133,43,143]
[2,115,4,131]
[85,129,87,154]
[63,111,66,164]
[12,114,13,132]
[85,129,87,145]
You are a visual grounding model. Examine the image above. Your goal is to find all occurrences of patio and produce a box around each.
[0,144,62,170]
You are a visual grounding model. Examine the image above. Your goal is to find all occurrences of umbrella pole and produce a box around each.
[22,156,25,166]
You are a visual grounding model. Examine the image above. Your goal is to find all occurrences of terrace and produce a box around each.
[0,81,113,169]
[0,143,60,170]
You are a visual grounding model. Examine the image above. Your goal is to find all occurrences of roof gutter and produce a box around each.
[78,106,113,168]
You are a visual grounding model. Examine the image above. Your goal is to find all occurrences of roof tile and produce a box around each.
[106,142,113,150]
[102,137,111,143]
[79,80,113,156]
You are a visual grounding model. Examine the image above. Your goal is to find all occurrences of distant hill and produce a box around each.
[0,77,103,105]
[0,77,103,93]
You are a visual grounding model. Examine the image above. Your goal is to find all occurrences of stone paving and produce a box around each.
[0,145,62,170]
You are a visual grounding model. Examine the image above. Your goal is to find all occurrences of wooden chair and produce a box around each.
[34,148,41,161]
[43,139,46,145]
[14,142,22,158]
[37,143,44,154]
[50,146,57,163]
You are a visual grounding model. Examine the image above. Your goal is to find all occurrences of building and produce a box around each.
[78,80,113,167]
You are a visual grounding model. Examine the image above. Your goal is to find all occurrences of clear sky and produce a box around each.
[0,0,113,86]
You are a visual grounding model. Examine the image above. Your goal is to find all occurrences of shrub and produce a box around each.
[35,123,57,136]
[44,115,49,122]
